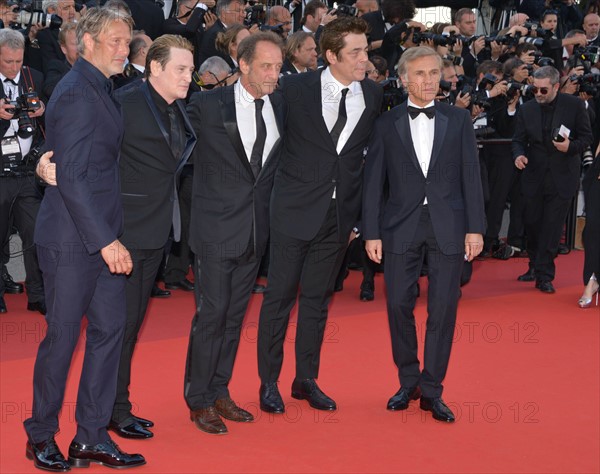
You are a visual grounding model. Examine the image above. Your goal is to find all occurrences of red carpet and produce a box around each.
[1,252,599,473]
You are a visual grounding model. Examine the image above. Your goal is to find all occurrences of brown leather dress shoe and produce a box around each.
[190,407,228,435]
[215,397,254,422]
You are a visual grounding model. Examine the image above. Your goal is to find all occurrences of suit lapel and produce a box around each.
[394,104,421,173]
[75,61,122,128]
[257,91,284,179]
[429,103,448,172]
[219,87,254,180]
[307,70,335,151]
[176,99,197,174]
[338,79,373,155]
[140,82,174,158]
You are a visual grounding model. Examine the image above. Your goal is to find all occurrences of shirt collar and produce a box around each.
[235,80,269,109]
[1,71,20,85]
[147,79,171,114]
[77,57,113,95]
[322,66,362,97]
[407,98,435,109]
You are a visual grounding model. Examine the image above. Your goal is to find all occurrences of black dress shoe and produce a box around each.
[131,415,154,428]
[164,278,194,291]
[252,283,266,294]
[535,280,556,294]
[259,382,285,413]
[68,439,145,469]
[359,282,374,301]
[387,386,421,411]
[517,268,536,282]
[291,378,336,411]
[27,301,47,315]
[557,243,570,255]
[2,267,24,294]
[0,296,6,313]
[26,437,70,472]
[150,284,170,298]
[420,397,455,422]
[108,419,153,439]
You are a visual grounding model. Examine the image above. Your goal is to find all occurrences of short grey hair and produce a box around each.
[397,46,442,79]
[0,28,25,50]
[199,56,231,76]
[76,6,134,56]
[533,65,559,85]
[42,0,59,13]
[216,0,244,18]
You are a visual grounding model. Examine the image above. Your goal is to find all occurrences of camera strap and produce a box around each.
[19,66,46,140]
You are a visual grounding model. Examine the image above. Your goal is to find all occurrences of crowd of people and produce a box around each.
[0,0,598,471]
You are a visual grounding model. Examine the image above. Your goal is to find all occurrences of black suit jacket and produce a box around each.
[198,20,226,67]
[125,0,164,39]
[114,81,196,250]
[37,28,64,75]
[187,85,285,260]
[512,93,593,200]
[0,66,45,145]
[363,101,486,255]
[271,70,383,243]
[280,59,299,76]
[42,59,71,99]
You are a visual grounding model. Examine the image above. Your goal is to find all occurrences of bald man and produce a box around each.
[267,6,292,39]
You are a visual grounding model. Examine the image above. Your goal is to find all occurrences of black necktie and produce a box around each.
[330,88,349,149]
[408,105,435,120]
[249,98,266,179]
[167,104,184,160]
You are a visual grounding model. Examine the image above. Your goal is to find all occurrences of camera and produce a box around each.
[332,2,357,17]
[506,80,535,100]
[13,2,62,30]
[5,92,41,139]
[412,30,458,48]
[568,72,600,97]
[244,4,266,27]
[380,78,407,112]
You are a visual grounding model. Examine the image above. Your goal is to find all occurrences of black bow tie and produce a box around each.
[3,78,17,85]
[408,105,435,120]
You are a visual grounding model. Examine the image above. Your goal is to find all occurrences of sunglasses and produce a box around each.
[193,69,238,90]
[531,86,551,95]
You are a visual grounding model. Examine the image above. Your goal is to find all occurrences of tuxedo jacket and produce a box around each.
[363,101,486,256]
[198,20,226,68]
[0,66,44,142]
[35,58,124,255]
[512,93,593,200]
[271,69,383,243]
[42,59,70,99]
[37,28,64,75]
[114,81,197,250]
[280,59,299,76]
[187,85,285,261]
[163,10,206,69]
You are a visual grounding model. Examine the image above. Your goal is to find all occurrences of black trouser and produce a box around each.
[257,201,347,383]
[164,171,193,284]
[582,163,600,284]
[0,176,44,302]
[523,171,572,283]
[384,207,463,399]
[184,243,259,410]
[112,247,164,423]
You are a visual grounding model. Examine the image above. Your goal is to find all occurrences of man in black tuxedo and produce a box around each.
[23,8,145,471]
[109,35,197,440]
[185,32,285,435]
[257,17,383,414]
[514,65,593,293]
[363,46,485,423]
[37,0,77,73]
[42,22,78,98]
[0,28,46,316]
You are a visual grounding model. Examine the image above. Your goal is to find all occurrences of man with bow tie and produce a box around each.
[363,46,485,423]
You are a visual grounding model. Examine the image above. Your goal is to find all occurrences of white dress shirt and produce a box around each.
[235,81,279,166]
[320,67,365,155]
[407,98,435,204]
[1,71,33,156]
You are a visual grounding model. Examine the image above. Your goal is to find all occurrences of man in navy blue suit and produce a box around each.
[23,7,145,471]
[363,46,485,424]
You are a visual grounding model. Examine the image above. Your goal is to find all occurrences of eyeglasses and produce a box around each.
[365,69,377,75]
[531,86,550,95]
[193,69,239,89]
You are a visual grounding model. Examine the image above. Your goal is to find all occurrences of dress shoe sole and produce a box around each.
[26,448,70,472]
[4,287,23,294]
[164,284,194,291]
[387,390,421,411]
[68,457,146,469]
[108,427,154,440]
[259,402,285,414]
[420,402,455,423]
[291,392,336,411]
[216,413,254,422]
[360,296,374,302]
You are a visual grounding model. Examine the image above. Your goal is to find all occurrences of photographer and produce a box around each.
[264,5,292,39]
[198,0,244,66]
[163,0,217,68]
[543,0,584,39]
[0,28,45,315]
[513,65,593,293]
[362,0,416,56]
[37,0,77,73]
